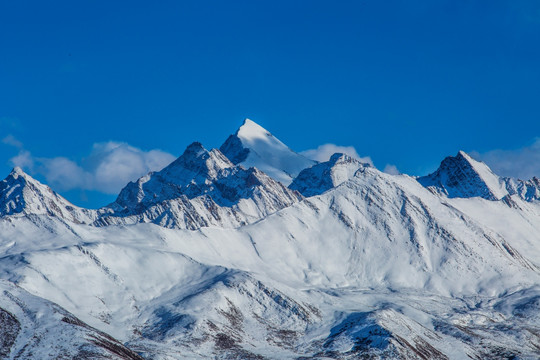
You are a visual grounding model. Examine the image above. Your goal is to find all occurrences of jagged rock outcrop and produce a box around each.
[504,176,540,201]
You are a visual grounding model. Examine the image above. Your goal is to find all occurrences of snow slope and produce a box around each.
[0,279,142,359]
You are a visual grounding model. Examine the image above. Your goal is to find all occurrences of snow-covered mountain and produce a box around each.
[417,150,509,200]
[0,167,95,224]
[418,150,540,203]
[1,119,540,359]
[95,141,303,229]
[220,118,315,185]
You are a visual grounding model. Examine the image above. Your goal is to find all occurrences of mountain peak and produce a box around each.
[220,119,315,185]
[236,118,272,139]
[4,167,39,190]
[328,152,355,164]
[290,152,367,197]
[161,142,234,180]
[456,150,474,162]
[0,168,94,222]
[418,150,508,200]
[10,166,26,177]
[7,167,36,183]
[112,142,236,210]
[184,141,206,155]
[101,137,305,227]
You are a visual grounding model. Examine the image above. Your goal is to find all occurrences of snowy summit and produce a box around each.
[220,118,316,185]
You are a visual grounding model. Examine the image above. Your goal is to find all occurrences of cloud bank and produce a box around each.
[301,143,374,165]
[5,137,176,194]
[471,138,540,180]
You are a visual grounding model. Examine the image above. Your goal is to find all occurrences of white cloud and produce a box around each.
[10,150,35,171]
[2,134,23,149]
[39,157,91,191]
[301,144,373,165]
[471,138,540,180]
[88,142,176,193]
[6,140,176,194]
[383,164,400,175]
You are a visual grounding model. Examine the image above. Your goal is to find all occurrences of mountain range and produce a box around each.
[1,119,540,359]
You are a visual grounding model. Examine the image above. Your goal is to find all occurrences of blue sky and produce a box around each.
[1,1,540,208]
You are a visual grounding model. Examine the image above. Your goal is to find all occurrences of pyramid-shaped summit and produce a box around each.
[1,167,37,215]
[0,167,95,223]
[220,119,316,185]
[417,151,508,200]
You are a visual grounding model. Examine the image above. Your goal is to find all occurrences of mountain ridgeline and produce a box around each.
[3,119,538,228]
[1,119,540,359]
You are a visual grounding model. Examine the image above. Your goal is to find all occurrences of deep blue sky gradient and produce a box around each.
[1,1,540,207]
